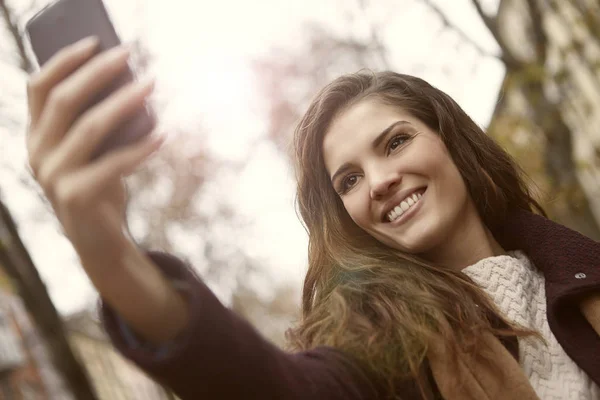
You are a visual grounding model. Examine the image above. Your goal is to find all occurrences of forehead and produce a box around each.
[322,99,415,173]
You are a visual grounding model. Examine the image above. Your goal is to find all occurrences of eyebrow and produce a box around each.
[330,120,411,184]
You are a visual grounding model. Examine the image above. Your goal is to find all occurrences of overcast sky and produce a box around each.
[1,0,503,315]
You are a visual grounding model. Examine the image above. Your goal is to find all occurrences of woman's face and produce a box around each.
[322,98,480,259]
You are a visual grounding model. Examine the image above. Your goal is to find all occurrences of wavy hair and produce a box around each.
[287,71,544,396]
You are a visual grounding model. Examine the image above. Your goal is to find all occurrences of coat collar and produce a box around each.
[430,208,600,400]
[493,208,600,385]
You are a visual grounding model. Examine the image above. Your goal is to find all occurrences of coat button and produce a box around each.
[575,272,587,279]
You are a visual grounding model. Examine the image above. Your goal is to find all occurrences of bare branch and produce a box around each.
[571,0,600,41]
[420,0,502,61]
[469,0,522,69]
[356,0,392,69]
[470,0,497,33]
[524,0,548,62]
[0,0,34,72]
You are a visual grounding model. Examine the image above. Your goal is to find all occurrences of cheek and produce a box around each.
[342,195,370,227]
[433,162,471,214]
[441,162,467,191]
[422,148,460,188]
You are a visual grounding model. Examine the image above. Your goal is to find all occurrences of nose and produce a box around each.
[369,170,401,200]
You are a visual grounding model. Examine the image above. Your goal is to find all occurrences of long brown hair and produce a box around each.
[288,71,545,396]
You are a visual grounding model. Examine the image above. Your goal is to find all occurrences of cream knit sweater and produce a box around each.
[462,251,600,400]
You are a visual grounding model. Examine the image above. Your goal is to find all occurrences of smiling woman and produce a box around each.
[24,38,600,400]
[323,99,478,261]
[289,71,600,399]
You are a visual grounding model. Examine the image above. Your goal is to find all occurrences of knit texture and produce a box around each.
[462,251,600,400]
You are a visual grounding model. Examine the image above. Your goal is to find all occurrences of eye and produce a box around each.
[387,133,411,154]
[339,174,360,194]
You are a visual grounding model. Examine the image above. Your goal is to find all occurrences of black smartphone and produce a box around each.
[25,0,156,159]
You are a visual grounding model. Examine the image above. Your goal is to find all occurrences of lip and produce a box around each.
[380,186,427,223]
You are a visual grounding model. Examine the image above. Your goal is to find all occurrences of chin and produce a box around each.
[373,234,427,255]
[395,240,433,256]
[378,225,441,256]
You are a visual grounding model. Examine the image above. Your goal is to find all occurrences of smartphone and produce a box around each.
[25,0,156,159]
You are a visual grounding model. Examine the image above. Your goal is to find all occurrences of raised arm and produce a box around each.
[24,38,380,400]
[101,251,379,399]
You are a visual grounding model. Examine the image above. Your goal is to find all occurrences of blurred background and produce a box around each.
[1,0,600,398]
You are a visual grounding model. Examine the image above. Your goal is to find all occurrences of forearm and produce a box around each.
[82,238,189,344]
[100,251,380,400]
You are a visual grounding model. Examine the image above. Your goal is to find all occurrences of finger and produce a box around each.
[33,45,131,155]
[98,132,166,178]
[48,77,156,171]
[54,133,165,211]
[27,36,99,130]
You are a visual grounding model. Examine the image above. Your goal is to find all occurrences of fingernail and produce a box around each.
[76,36,99,51]
[152,131,167,142]
[137,76,156,92]
[144,133,166,154]
[106,45,130,62]
[122,41,136,51]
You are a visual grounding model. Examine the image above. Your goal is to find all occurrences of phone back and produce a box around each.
[27,0,120,66]
[26,0,156,159]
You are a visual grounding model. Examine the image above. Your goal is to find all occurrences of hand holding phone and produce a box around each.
[25,35,170,325]
[24,38,187,346]
[26,0,156,158]
[24,0,190,348]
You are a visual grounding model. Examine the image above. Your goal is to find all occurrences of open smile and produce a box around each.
[384,187,427,225]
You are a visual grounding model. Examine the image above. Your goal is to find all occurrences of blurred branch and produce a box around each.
[524,0,547,62]
[469,0,521,69]
[573,1,600,41]
[470,0,496,33]
[419,0,501,61]
[356,0,392,69]
[0,0,34,73]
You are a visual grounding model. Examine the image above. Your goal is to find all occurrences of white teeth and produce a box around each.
[387,192,423,222]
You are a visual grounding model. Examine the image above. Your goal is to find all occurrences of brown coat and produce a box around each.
[102,209,600,399]
[427,209,600,400]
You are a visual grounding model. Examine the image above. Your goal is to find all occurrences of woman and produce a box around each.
[26,37,600,399]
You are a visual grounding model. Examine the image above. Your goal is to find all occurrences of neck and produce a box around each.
[422,204,506,271]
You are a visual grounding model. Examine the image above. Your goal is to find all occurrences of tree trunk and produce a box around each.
[0,198,98,400]
[527,81,600,239]
[490,71,600,240]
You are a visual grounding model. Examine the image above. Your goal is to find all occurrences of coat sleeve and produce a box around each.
[100,251,381,400]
